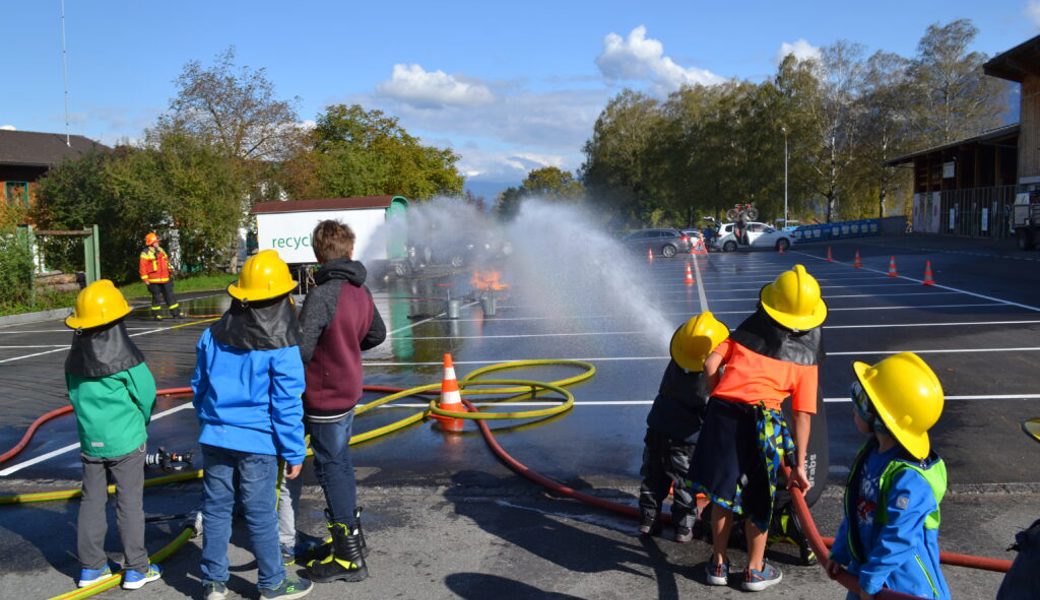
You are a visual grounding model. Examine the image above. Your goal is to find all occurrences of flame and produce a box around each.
[471,270,508,291]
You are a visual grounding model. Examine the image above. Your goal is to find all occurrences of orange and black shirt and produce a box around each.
[710,339,818,413]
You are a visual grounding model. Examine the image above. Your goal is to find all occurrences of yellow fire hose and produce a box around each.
[0,359,594,599]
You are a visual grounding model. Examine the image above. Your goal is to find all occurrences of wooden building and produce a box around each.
[887,34,1040,238]
[0,129,107,209]
[984,34,1040,186]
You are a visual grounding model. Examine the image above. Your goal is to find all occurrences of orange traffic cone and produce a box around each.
[778,243,784,255]
[887,256,898,278]
[922,260,936,286]
[684,263,694,286]
[647,248,654,263]
[826,246,833,262]
[853,250,863,268]
[434,353,465,432]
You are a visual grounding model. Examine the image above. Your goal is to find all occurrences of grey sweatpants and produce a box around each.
[78,445,148,572]
[277,472,302,551]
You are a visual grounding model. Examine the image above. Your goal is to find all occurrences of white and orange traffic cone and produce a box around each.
[434,353,465,432]
[853,250,863,268]
[684,263,694,286]
[826,246,833,262]
[922,260,936,286]
[778,243,784,255]
[887,256,898,278]
[647,248,654,263]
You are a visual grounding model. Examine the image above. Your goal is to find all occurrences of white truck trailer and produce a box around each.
[1013,190,1040,250]
[251,196,409,286]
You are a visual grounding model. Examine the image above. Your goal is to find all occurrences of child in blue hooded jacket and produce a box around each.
[192,250,312,600]
[828,352,951,600]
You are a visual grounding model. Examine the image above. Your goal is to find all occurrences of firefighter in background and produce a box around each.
[139,232,181,320]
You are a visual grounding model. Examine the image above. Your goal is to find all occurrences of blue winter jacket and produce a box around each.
[191,328,307,465]
[830,439,951,599]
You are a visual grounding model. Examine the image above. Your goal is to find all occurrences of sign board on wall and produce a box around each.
[256,208,387,264]
[943,161,955,179]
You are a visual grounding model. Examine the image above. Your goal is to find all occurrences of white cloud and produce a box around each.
[0,125,15,130]
[596,25,724,93]
[459,148,572,182]
[1028,0,1040,28]
[776,38,822,65]
[346,82,605,186]
[376,64,493,108]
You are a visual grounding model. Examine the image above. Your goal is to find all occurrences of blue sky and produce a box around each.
[4,1,1039,195]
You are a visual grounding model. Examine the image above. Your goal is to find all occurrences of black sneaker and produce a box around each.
[674,514,695,543]
[638,510,661,536]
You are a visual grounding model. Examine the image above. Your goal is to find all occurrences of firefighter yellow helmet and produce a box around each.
[227,250,297,302]
[759,264,827,331]
[144,232,158,246]
[853,352,944,460]
[670,311,729,372]
[65,279,133,330]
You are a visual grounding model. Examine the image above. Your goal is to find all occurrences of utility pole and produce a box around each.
[60,0,71,147]
[781,126,789,228]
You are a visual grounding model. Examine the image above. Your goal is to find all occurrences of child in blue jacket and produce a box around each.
[192,250,312,600]
[828,352,951,600]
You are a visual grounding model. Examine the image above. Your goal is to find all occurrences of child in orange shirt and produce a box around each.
[688,264,826,592]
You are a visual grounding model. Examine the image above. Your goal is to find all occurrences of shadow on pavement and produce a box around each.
[445,572,584,599]
[445,470,706,599]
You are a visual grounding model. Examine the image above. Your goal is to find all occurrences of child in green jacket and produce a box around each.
[65,280,162,590]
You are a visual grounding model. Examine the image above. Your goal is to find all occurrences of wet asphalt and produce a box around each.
[1,233,1039,599]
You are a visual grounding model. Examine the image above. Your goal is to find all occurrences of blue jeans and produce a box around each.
[307,410,357,526]
[200,445,284,590]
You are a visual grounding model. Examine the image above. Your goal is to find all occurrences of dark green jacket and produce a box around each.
[66,362,156,458]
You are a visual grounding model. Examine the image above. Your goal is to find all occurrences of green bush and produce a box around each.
[0,227,34,309]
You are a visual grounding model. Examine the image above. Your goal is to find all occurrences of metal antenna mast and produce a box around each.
[60,0,71,147]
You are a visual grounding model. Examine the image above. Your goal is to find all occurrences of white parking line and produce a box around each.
[364,345,1040,367]
[646,291,959,306]
[364,393,1040,408]
[0,401,195,477]
[397,319,1040,340]
[0,318,217,365]
[0,345,68,349]
[793,251,1040,313]
[432,302,1012,324]
[0,327,153,334]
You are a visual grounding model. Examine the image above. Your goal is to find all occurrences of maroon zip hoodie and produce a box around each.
[298,258,386,421]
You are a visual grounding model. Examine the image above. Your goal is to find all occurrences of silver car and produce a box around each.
[714,222,793,252]
[621,228,691,258]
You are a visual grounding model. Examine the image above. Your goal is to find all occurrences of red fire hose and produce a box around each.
[462,397,1011,600]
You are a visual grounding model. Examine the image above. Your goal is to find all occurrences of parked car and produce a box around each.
[621,228,691,258]
[713,222,794,252]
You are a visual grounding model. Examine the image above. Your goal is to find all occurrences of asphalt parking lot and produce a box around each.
[1,234,1038,599]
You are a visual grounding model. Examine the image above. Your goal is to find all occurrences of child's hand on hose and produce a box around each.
[789,465,812,491]
[825,559,843,580]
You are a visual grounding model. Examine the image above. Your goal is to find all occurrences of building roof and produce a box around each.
[984,35,1040,82]
[252,196,405,214]
[0,129,109,167]
[885,124,1019,166]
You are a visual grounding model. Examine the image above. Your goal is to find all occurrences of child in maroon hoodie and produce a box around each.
[286,219,385,584]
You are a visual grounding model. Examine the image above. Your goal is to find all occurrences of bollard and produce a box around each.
[481,292,497,317]
[447,299,461,319]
